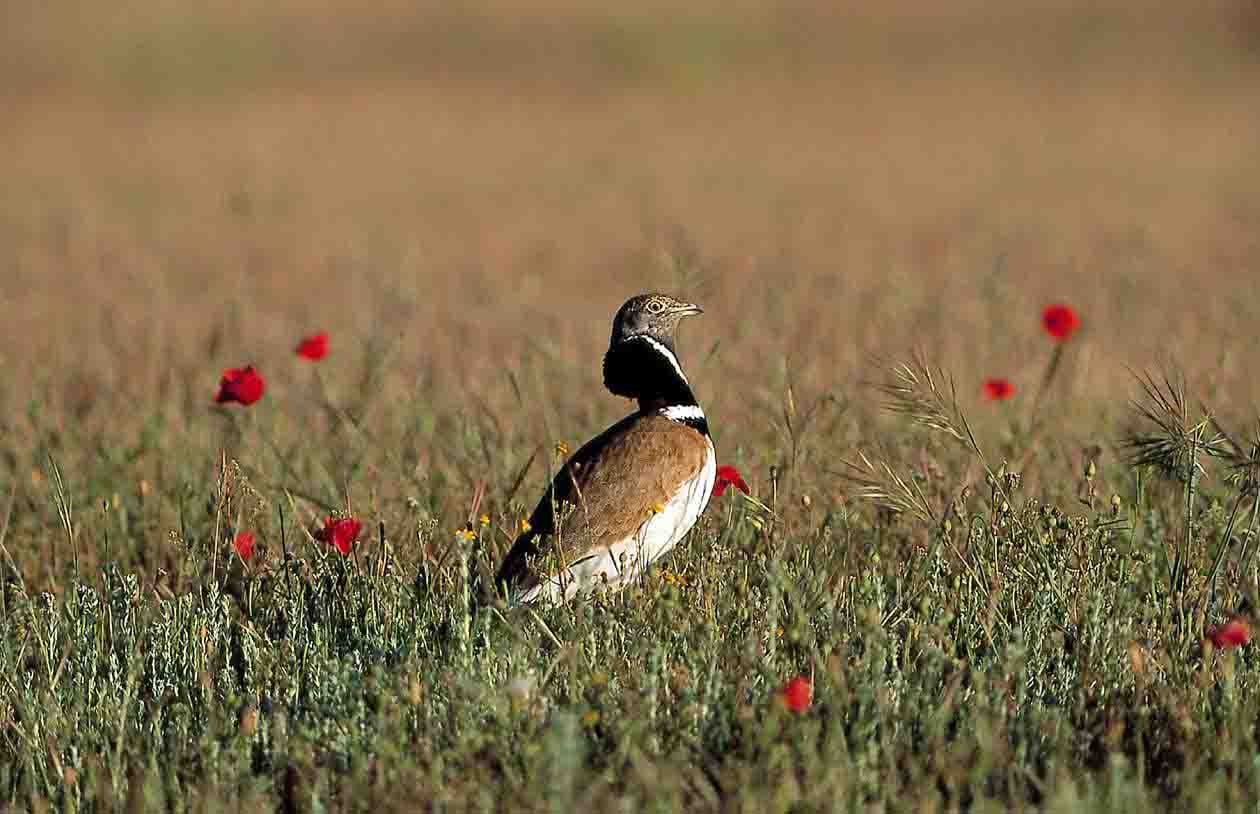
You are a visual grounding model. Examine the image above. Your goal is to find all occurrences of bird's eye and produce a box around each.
[647,300,666,314]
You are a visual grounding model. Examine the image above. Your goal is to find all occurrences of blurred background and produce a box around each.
[3,0,1259,436]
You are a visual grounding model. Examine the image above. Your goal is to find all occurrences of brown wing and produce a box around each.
[495,413,709,595]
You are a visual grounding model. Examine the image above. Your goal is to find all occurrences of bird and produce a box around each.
[494,293,716,604]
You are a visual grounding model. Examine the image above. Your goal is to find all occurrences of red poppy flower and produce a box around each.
[233,531,256,562]
[713,465,750,498]
[295,332,329,361]
[1207,617,1250,650]
[215,366,265,406]
[779,675,812,712]
[315,516,362,556]
[1041,304,1080,341]
[983,378,1015,401]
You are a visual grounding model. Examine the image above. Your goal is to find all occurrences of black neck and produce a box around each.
[602,335,698,411]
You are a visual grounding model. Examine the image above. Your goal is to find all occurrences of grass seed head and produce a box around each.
[1122,370,1223,481]
[1217,420,1260,496]
[842,449,935,524]
[879,355,968,444]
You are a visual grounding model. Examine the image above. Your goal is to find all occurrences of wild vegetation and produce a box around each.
[4,1,1260,810]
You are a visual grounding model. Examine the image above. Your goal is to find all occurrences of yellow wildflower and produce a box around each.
[520,518,532,533]
[479,513,490,527]
[455,527,475,544]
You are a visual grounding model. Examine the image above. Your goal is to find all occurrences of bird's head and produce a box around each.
[609,293,703,350]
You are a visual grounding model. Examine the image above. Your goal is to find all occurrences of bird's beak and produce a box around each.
[674,302,704,316]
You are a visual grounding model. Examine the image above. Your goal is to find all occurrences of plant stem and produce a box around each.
[1027,343,1065,437]
[1204,491,1246,613]
[1179,438,1198,641]
[1231,494,1260,607]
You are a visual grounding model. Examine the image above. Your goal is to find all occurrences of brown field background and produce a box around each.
[3,0,1260,577]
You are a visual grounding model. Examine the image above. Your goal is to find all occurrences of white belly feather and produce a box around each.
[521,439,716,604]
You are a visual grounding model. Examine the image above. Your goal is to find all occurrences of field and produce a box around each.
[4,0,1260,810]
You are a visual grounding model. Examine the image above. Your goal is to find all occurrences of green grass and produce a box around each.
[5,349,1260,813]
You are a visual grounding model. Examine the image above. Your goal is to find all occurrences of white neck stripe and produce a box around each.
[633,335,689,385]
[660,404,706,422]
